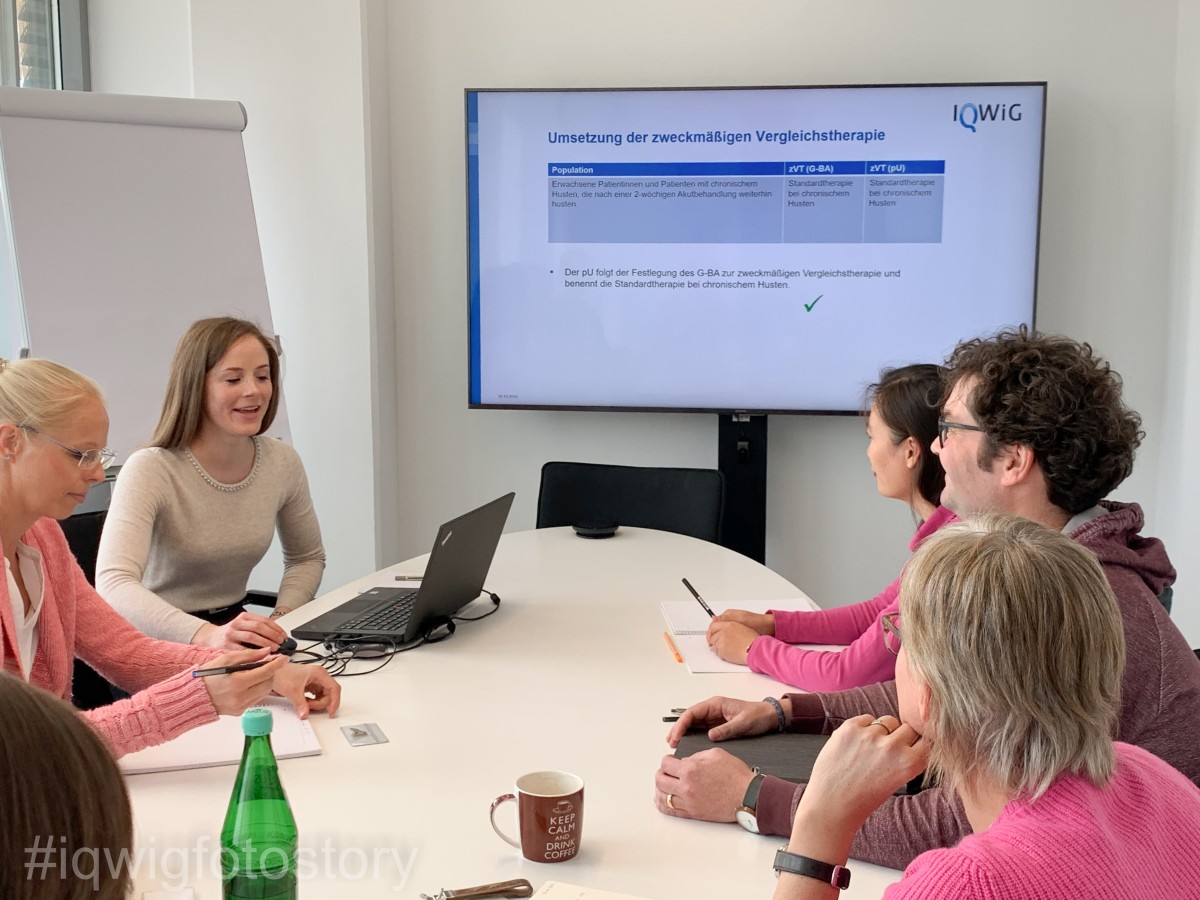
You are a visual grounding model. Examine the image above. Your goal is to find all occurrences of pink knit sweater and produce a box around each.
[1,518,220,757]
[884,743,1200,898]
[746,506,956,690]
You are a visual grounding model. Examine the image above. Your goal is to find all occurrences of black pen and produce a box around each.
[681,578,715,617]
[192,659,272,678]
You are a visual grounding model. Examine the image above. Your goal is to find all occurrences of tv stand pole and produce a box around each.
[718,413,767,562]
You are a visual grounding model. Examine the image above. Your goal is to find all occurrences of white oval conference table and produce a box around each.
[128,527,903,899]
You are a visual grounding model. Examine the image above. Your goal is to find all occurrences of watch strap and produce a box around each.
[741,770,765,811]
[773,849,851,890]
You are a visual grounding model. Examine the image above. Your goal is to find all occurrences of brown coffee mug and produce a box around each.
[490,770,584,863]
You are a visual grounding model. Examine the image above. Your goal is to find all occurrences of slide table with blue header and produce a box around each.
[127,526,904,899]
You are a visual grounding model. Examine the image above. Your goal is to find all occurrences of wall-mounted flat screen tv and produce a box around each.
[466,83,1046,413]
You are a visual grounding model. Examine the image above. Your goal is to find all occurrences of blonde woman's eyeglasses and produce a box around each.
[21,425,116,471]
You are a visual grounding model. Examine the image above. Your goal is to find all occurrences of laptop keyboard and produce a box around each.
[340,589,418,633]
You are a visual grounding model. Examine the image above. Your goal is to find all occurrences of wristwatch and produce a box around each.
[773,848,852,890]
[734,769,765,833]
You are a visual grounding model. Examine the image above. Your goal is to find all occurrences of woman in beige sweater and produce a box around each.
[97,317,325,651]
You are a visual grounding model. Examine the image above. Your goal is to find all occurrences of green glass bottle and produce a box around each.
[221,708,298,900]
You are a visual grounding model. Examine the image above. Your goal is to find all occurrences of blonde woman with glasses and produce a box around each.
[0,356,339,757]
[769,515,1200,899]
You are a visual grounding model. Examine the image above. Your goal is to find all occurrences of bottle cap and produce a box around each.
[242,707,274,736]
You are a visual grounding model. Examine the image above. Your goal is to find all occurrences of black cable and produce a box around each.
[289,588,503,675]
[287,642,328,665]
[325,636,421,677]
[453,589,501,622]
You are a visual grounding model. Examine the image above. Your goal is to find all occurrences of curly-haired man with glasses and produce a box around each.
[655,328,1200,872]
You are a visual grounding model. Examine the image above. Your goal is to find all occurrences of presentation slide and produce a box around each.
[467,84,1045,412]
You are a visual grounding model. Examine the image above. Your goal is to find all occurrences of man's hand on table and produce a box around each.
[654,747,756,822]
[653,695,791,822]
[666,695,786,746]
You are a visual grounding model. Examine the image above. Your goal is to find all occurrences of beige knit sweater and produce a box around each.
[96,436,325,644]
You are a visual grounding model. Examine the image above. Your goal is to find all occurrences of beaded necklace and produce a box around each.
[183,435,261,493]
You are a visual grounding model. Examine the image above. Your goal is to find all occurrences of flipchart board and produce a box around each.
[0,86,289,462]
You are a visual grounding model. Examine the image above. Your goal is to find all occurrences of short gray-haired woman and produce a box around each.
[771,515,1200,899]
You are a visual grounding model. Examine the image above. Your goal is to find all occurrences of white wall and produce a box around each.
[88,0,191,98]
[1159,0,1200,646]
[388,0,1185,623]
[90,0,1198,644]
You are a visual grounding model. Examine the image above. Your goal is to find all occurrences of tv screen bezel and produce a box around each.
[465,81,1046,416]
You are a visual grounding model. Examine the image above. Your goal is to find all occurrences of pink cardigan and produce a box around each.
[1,518,220,757]
[885,743,1200,898]
[746,506,956,690]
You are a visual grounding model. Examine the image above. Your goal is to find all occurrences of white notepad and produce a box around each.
[119,697,322,775]
[660,598,843,674]
[669,632,844,674]
[660,598,811,636]
[672,633,755,673]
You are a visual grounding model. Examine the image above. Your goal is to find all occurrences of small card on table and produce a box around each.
[340,722,388,747]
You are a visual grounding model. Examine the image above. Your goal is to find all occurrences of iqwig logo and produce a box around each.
[953,102,1023,133]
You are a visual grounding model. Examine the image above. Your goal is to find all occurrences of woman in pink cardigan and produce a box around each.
[708,364,954,690]
[0,357,340,757]
[770,516,1200,900]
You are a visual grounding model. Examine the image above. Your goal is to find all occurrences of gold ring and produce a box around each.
[666,792,676,810]
[868,718,894,734]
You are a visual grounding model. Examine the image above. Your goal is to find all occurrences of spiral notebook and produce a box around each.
[660,598,810,636]
[119,697,322,775]
[660,597,842,674]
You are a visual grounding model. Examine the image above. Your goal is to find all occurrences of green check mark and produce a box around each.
[804,295,823,313]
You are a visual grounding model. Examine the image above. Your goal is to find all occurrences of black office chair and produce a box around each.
[59,512,282,710]
[536,461,725,543]
[1159,585,1174,616]
[58,510,129,711]
[58,510,106,586]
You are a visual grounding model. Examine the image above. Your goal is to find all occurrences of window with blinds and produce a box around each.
[0,0,88,91]
[2,0,59,88]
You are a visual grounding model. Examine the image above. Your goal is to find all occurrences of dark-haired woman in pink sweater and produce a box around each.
[708,364,954,691]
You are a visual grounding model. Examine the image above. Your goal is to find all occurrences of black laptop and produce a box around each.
[292,493,514,644]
